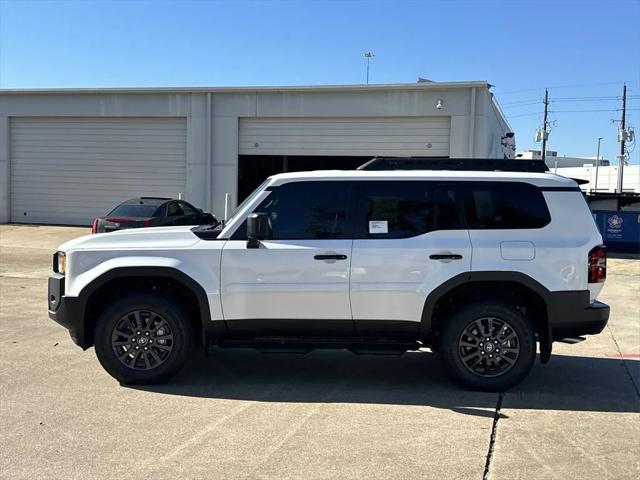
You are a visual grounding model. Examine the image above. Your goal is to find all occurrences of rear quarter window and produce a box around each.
[463,182,550,229]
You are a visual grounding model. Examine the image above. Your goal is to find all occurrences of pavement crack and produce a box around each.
[606,325,640,400]
[482,392,504,480]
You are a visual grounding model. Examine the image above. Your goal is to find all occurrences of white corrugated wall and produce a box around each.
[9,117,187,225]
[239,117,451,157]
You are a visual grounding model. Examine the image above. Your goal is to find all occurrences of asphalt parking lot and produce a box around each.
[1,224,638,480]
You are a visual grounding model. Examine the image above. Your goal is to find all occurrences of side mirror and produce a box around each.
[197,208,203,213]
[246,213,271,248]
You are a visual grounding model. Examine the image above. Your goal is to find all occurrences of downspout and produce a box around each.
[468,87,477,158]
[206,92,212,213]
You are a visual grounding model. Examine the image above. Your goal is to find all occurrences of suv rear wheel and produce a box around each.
[438,302,536,391]
[94,293,193,385]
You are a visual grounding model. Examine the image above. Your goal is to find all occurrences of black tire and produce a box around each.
[438,301,536,391]
[94,293,193,385]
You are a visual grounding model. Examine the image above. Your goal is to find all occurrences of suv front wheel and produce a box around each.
[438,302,536,391]
[94,293,193,385]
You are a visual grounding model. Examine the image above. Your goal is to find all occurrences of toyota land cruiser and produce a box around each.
[48,163,610,391]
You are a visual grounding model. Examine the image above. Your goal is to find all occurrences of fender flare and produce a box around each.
[77,266,218,347]
[420,271,554,362]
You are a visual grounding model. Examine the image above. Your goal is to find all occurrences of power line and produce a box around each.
[505,108,640,118]
[501,95,640,108]
[507,112,542,118]
[495,80,640,96]
[550,108,640,113]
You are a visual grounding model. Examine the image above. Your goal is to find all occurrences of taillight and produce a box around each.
[91,217,99,234]
[588,245,607,283]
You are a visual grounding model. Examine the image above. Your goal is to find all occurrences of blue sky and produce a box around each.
[1,0,639,163]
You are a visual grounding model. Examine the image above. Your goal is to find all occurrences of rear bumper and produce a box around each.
[547,289,610,340]
[48,274,89,349]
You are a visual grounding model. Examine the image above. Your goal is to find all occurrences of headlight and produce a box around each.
[54,251,66,274]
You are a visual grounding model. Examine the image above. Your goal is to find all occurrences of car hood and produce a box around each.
[58,225,202,252]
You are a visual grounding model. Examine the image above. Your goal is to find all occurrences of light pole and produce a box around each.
[363,52,375,84]
[594,137,603,193]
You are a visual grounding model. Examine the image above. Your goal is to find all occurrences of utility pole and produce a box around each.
[594,137,603,192]
[363,52,374,84]
[541,88,549,163]
[617,83,627,193]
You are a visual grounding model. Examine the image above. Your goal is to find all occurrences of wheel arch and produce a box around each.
[76,267,220,349]
[421,271,553,362]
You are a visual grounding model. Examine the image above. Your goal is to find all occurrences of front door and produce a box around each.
[349,181,472,335]
[221,181,354,335]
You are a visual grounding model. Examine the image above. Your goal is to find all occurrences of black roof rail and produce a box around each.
[357,157,549,173]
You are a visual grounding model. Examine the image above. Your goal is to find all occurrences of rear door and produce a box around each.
[220,181,354,334]
[349,181,472,334]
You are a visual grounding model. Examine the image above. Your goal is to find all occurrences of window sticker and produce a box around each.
[369,220,388,234]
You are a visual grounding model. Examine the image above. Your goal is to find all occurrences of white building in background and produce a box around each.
[516,150,610,168]
[554,165,640,193]
[0,81,513,225]
[516,149,639,193]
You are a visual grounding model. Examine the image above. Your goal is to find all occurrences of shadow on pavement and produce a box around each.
[131,348,640,414]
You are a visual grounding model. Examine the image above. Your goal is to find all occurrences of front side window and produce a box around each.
[232,181,351,240]
[352,181,463,239]
[463,182,550,229]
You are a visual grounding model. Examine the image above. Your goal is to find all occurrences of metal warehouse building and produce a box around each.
[0,82,512,225]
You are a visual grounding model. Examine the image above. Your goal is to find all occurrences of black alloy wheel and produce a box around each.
[438,302,536,391]
[94,294,192,385]
[111,310,175,371]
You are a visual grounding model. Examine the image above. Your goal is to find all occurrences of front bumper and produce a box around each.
[547,289,610,340]
[48,274,89,349]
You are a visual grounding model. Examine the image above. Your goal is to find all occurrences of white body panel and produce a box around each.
[350,231,472,322]
[468,191,603,301]
[221,240,352,320]
[59,226,225,321]
[10,117,186,225]
[56,169,606,331]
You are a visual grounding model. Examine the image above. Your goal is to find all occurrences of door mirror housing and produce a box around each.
[246,213,271,248]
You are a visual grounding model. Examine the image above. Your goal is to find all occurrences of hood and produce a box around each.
[58,225,201,252]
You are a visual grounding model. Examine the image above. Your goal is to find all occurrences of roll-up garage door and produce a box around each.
[10,117,187,225]
[239,117,450,157]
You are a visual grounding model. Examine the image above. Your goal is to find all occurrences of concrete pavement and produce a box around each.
[0,225,638,479]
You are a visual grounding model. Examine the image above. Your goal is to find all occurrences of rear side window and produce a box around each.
[463,182,550,229]
[233,181,351,240]
[108,203,162,217]
[352,181,463,239]
[166,202,184,217]
[179,202,197,215]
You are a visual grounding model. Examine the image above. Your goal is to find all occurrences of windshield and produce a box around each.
[108,203,161,218]
[226,179,270,223]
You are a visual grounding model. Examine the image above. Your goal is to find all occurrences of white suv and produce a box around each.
[48,166,610,391]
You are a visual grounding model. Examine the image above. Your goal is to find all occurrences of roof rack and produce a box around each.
[357,157,549,173]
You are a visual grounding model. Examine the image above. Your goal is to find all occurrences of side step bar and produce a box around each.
[215,337,423,355]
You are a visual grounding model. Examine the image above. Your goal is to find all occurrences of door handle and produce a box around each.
[314,254,348,260]
[429,254,463,260]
